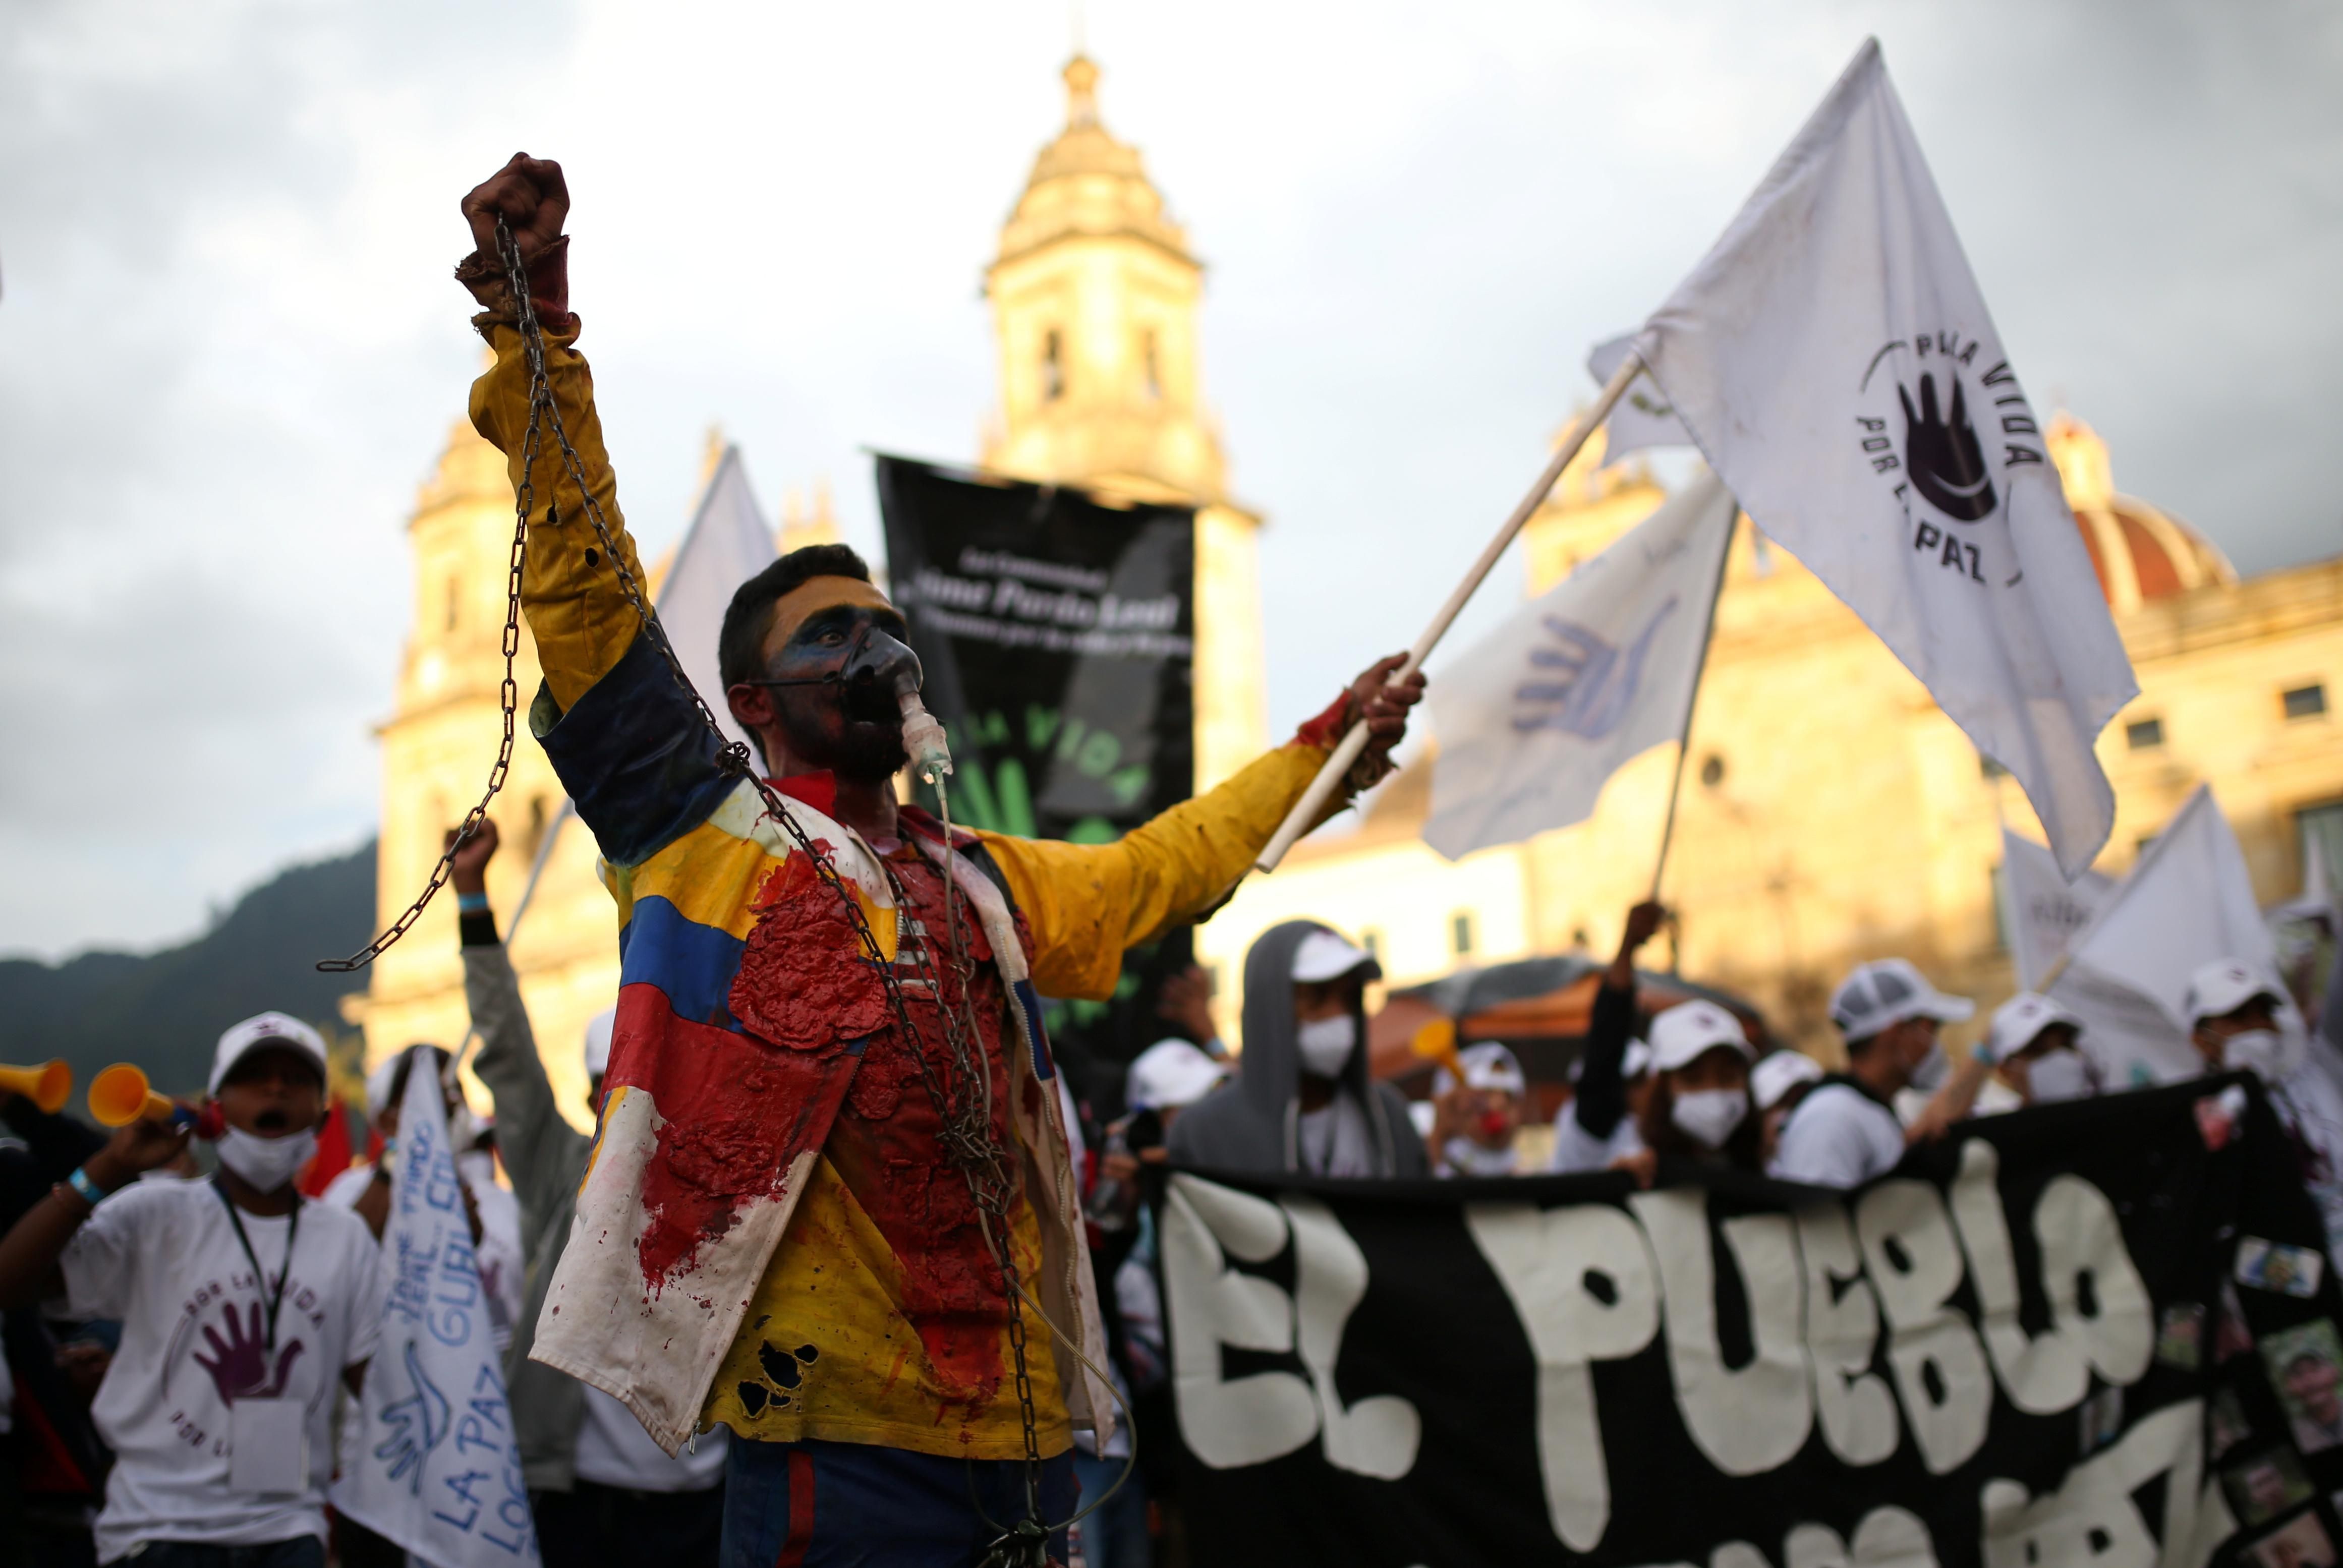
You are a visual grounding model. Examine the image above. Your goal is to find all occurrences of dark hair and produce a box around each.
[387,1044,453,1113]
[716,544,875,691]
[1639,1063,1764,1170]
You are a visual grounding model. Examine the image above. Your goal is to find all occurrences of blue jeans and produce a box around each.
[1069,1450,1150,1568]
[109,1540,323,1568]
[720,1436,1076,1567]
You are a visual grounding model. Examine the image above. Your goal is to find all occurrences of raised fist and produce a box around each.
[1899,373,1996,522]
[444,816,500,898]
[461,153,567,264]
[455,153,571,325]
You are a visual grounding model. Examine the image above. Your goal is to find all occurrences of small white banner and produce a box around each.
[331,1053,539,1568]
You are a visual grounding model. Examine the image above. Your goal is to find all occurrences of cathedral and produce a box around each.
[361,56,2343,1107]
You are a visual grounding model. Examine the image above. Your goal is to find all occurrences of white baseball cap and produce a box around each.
[1291,928,1380,984]
[1648,1000,1754,1075]
[1830,959,1974,1039]
[1750,1050,1823,1111]
[1433,1041,1526,1098]
[209,1012,329,1096]
[1126,1038,1228,1112]
[584,1007,617,1079]
[1986,993,2085,1063]
[2183,960,2284,1028]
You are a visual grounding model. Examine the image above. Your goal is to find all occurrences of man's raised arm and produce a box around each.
[456,153,650,714]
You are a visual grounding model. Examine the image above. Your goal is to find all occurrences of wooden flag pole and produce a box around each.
[1253,349,1648,875]
[1647,500,1739,900]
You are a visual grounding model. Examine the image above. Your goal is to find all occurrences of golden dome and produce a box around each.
[2049,412,2236,614]
[992,55,1191,272]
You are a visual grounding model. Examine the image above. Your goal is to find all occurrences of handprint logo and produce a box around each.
[1512,597,1679,738]
[192,1301,304,1405]
[373,1341,452,1495]
[1899,372,1996,521]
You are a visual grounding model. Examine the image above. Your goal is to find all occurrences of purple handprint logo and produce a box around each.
[192,1301,305,1405]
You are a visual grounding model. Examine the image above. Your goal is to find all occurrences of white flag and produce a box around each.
[333,1055,540,1568]
[1425,470,1736,860]
[1631,39,2137,878]
[2051,785,2274,1085]
[1587,332,1692,461]
[659,444,780,760]
[1997,826,2114,992]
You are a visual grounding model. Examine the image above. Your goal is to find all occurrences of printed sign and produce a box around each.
[876,455,1197,1079]
[1163,1078,2343,1567]
[332,1055,538,1568]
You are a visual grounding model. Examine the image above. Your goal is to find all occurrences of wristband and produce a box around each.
[65,1166,108,1207]
[456,892,490,913]
[1973,1041,1996,1066]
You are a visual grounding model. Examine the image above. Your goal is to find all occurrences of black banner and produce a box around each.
[875,456,1197,1078]
[1163,1079,2343,1567]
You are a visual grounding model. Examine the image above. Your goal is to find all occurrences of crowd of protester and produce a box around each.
[0,849,2333,1567]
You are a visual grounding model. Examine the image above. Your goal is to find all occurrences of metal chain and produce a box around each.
[319,376,537,973]
[340,218,1059,1555]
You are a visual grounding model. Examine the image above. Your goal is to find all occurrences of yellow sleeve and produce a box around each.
[977,742,1335,1001]
[467,323,652,711]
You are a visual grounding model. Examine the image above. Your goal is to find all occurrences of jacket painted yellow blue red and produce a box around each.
[467,322,1343,1459]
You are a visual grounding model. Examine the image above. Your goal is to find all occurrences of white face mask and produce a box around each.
[1295,1014,1357,1080]
[1906,1041,1950,1093]
[2224,1029,2285,1083]
[1671,1088,1749,1151]
[2025,1050,2095,1104]
[215,1125,318,1192]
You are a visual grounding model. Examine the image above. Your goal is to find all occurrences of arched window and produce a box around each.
[1043,329,1065,401]
[1142,329,1162,400]
[444,575,461,633]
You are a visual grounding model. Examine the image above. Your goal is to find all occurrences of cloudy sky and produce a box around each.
[2,0,2336,959]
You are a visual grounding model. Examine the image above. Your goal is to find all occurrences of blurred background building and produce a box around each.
[360,55,2343,1113]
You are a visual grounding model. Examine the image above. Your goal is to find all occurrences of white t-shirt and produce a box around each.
[1548,1108,1643,1174]
[1773,1082,1908,1188]
[61,1180,381,1562]
[1295,1096,1376,1177]
[320,1161,523,1348]
[573,1384,728,1491]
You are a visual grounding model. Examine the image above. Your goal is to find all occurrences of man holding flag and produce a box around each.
[445,153,1422,1566]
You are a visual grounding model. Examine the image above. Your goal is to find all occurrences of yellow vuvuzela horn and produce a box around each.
[0,1059,73,1115]
[88,1064,179,1128]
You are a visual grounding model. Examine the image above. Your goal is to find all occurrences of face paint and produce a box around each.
[742,579,917,780]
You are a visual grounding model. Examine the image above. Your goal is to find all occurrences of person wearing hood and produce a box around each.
[1427,1043,1527,1177]
[1613,1001,1760,1187]
[1985,994,2098,1106]
[1168,925,1428,1178]
[1774,959,1991,1188]
[2186,957,2343,1257]
[0,1015,381,1568]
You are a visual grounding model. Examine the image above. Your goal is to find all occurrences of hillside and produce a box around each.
[0,842,376,1097]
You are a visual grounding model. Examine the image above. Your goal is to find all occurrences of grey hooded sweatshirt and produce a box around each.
[1167,919,1428,1178]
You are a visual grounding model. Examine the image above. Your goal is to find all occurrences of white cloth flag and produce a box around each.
[1631,38,2137,878]
[2052,785,2275,1086]
[1587,333,1692,461]
[1997,825,2114,992]
[1425,470,1736,860]
[333,1057,540,1568]
[659,444,780,760]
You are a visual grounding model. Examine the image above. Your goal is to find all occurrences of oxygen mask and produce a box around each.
[837,625,952,785]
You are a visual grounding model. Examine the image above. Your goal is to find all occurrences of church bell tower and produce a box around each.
[982,56,1266,788]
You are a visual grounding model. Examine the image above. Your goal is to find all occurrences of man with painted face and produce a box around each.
[450,154,1423,1565]
[1167,926,1428,1178]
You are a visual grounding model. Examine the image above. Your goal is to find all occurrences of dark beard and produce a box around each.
[826,721,910,781]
